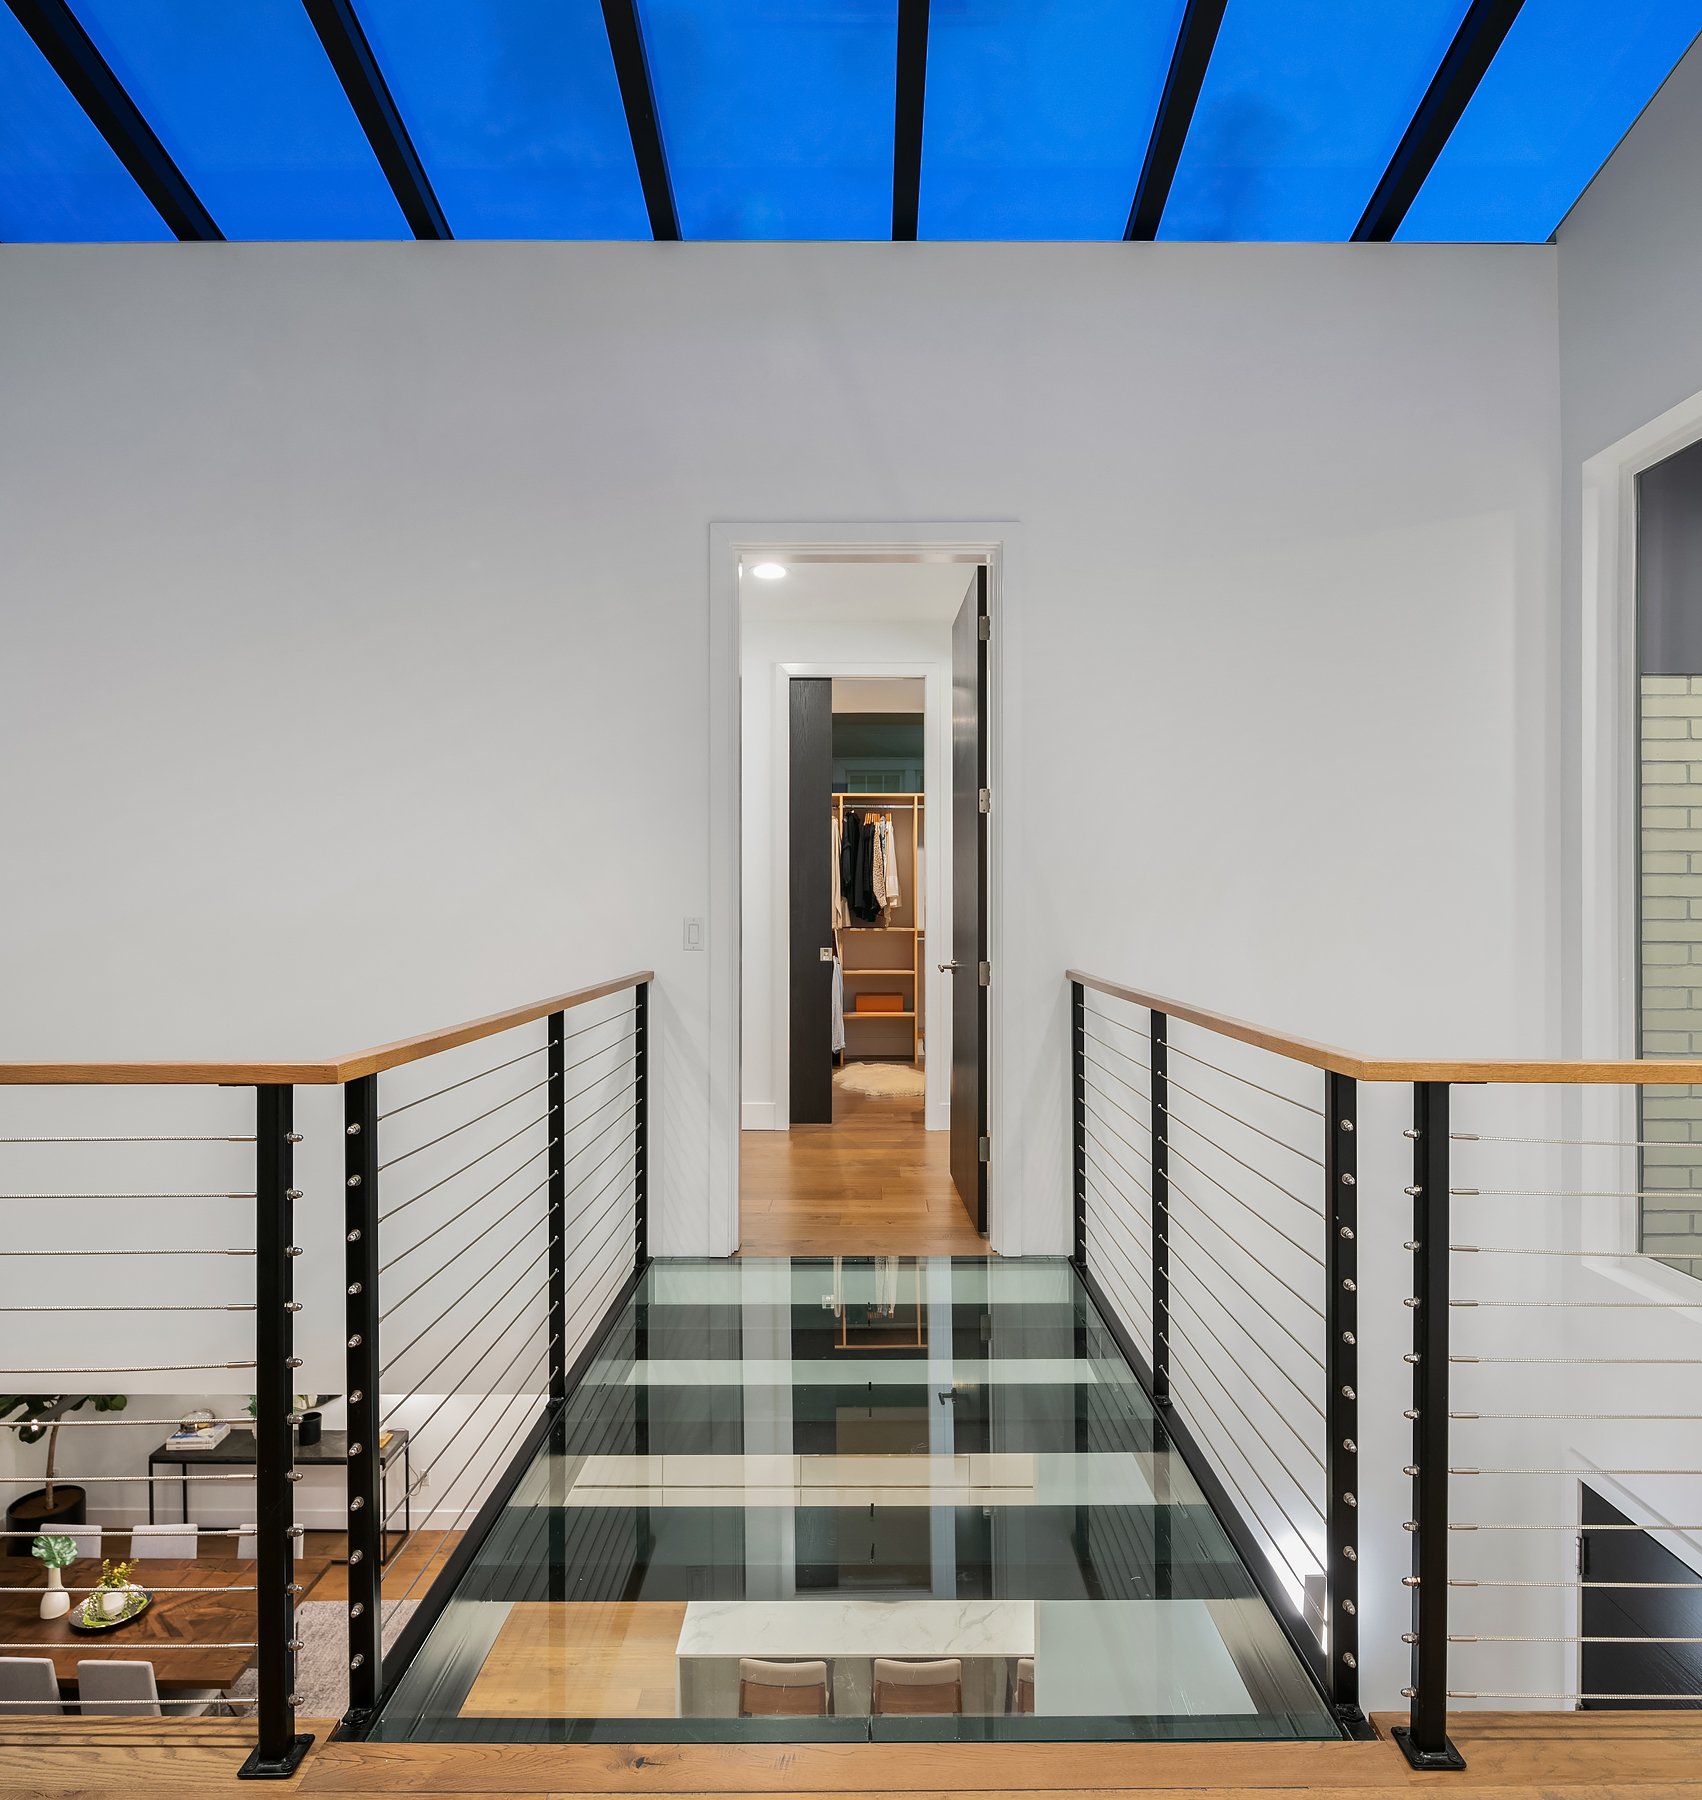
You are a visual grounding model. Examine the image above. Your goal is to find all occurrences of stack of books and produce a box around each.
[165,1419,231,1451]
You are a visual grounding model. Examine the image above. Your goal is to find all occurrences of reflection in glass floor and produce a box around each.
[370,1258,1339,1742]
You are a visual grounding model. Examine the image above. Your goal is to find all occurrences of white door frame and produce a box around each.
[707,522,1019,1259]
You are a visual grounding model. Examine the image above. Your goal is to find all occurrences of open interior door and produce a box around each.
[789,676,834,1125]
[947,568,988,1233]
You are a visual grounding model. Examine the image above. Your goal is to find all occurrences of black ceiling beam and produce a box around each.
[6,0,221,241]
[892,0,930,241]
[601,0,680,241]
[300,0,450,240]
[1124,0,1227,242]
[1353,0,1525,241]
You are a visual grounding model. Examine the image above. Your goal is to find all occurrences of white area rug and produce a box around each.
[836,1061,925,1098]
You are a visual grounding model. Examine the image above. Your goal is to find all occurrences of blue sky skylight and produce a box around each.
[69,0,407,239]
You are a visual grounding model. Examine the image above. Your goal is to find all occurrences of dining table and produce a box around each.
[0,1557,258,1692]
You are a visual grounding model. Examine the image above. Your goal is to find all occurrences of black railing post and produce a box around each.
[1071,980,1087,1272]
[548,1010,567,1404]
[343,1073,382,1727]
[241,1084,312,1780]
[633,981,649,1270]
[1394,1080,1465,1771]
[1150,1009,1170,1405]
[1323,1071,1362,1726]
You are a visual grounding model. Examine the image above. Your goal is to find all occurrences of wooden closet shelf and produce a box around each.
[848,1011,918,1021]
[842,968,917,977]
[841,924,918,932]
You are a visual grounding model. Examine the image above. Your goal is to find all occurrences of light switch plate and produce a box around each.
[683,917,705,951]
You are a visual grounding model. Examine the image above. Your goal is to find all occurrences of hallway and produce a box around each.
[739,1069,986,1257]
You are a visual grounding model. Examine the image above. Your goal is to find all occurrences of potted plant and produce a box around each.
[92,1556,141,1621]
[31,1532,76,1620]
[1,1395,127,1556]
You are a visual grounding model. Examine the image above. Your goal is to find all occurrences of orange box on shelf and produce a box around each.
[855,993,906,1014]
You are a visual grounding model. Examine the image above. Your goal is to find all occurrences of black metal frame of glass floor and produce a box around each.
[365,1257,1342,1743]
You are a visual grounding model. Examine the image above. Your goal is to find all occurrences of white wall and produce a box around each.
[0,241,1563,1280]
[1558,38,1702,1053]
[739,611,953,1131]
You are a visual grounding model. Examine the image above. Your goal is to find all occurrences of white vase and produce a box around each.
[38,1566,69,1621]
[100,1586,130,1620]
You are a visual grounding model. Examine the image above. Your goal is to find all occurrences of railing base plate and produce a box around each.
[1391,1725,1466,1771]
[238,1733,315,1780]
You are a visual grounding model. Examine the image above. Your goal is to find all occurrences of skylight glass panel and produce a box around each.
[1159,0,1472,240]
[919,0,1188,240]
[1398,0,1702,242]
[67,0,406,239]
[352,0,651,238]
[0,7,169,241]
[638,0,898,240]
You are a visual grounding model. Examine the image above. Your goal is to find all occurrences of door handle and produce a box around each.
[938,960,961,973]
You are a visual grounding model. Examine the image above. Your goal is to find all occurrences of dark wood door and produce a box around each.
[789,677,835,1125]
[949,568,988,1232]
[1581,1485,1702,1707]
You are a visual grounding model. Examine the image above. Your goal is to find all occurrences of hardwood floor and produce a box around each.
[14,1709,1696,1797]
[740,1068,987,1256]
[462,1601,687,1719]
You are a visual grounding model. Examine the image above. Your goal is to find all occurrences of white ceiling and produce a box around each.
[833,677,925,713]
[739,557,975,622]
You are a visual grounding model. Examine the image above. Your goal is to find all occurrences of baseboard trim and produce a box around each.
[741,1101,778,1130]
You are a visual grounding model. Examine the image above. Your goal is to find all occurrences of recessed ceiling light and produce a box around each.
[750,561,787,581]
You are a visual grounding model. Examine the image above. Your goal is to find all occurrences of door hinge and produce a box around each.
[978,787,991,814]
[978,614,990,642]
[978,1134,991,1163]
[978,960,991,987]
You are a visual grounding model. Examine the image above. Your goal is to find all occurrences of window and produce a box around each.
[1636,437,1702,1274]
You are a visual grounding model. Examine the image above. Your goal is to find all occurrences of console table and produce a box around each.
[146,1428,411,1565]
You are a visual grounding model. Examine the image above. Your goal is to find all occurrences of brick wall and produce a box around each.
[1640,675,1702,1267]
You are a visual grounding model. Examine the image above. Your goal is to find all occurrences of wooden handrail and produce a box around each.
[0,971,654,1087]
[1069,970,1702,1086]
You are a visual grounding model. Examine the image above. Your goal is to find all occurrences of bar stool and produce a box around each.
[871,1656,963,1716]
[737,1657,832,1717]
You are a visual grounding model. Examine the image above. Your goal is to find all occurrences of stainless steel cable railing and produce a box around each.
[1068,974,1359,1735]
[338,972,651,1737]
[1069,970,1702,1773]
[0,1080,309,1777]
[0,969,651,1775]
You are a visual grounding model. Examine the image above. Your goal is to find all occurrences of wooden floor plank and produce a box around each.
[739,1075,986,1257]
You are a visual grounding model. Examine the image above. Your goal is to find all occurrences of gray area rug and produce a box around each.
[224,1598,417,1719]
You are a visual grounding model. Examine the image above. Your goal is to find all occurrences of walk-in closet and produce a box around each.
[834,791,924,1067]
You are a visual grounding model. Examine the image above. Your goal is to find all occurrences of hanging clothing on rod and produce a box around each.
[831,952,844,1055]
[831,811,848,930]
[847,810,882,922]
[878,813,901,911]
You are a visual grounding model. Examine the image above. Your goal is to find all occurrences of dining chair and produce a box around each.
[0,1657,61,1716]
[128,1524,197,1559]
[77,1659,222,1717]
[871,1656,963,1716]
[737,1656,832,1717]
[61,1525,102,1559]
[1010,1654,1035,1714]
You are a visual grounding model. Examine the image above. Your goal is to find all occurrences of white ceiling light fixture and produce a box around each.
[749,561,788,580]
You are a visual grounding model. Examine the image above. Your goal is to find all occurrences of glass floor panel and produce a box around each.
[369,1257,1339,1742]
